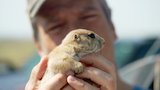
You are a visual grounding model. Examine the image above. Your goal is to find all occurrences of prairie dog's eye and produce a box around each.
[88,33,95,38]
[75,35,78,39]
[74,34,81,42]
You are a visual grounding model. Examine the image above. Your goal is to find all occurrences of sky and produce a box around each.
[0,0,160,40]
[0,0,32,40]
[107,0,160,39]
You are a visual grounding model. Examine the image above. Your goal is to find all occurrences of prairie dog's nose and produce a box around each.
[88,33,95,38]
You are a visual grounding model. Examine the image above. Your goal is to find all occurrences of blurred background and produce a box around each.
[0,0,159,90]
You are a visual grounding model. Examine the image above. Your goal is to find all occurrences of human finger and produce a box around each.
[77,67,116,90]
[67,75,99,90]
[61,85,74,90]
[25,56,48,90]
[39,73,68,90]
[81,54,116,78]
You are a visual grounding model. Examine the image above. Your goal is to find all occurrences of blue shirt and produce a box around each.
[133,85,150,90]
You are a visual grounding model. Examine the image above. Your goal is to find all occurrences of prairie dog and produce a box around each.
[41,29,105,83]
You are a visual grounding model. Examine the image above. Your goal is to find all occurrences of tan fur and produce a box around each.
[41,29,105,83]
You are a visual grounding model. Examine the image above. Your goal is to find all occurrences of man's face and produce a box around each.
[35,0,116,62]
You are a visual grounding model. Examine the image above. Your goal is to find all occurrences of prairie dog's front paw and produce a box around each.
[72,62,84,74]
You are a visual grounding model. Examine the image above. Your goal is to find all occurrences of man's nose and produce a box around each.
[67,21,84,30]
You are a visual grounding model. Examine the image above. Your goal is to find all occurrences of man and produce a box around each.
[25,0,136,90]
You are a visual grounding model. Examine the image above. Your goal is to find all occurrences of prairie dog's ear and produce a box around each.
[74,34,80,42]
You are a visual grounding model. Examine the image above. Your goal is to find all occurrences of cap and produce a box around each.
[27,0,46,18]
[27,0,109,19]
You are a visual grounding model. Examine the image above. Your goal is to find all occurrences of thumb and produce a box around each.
[25,56,48,90]
[37,56,48,80]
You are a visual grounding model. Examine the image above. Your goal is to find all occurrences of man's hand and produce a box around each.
[25,55,117,90]
[67,55,117,90]
[25,56,71,90]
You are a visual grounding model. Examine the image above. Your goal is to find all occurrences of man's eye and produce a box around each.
[81,14,98,21]
[47,23,65,32]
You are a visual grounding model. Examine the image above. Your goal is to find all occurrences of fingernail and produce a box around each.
[68,75,76,81]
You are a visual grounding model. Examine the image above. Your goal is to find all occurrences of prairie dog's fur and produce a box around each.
[41,29,105,83]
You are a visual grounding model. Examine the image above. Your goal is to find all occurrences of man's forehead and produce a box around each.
[36,0,99,17]
[43,0,90,5]
[42,0,92,5]
[39,0,95,10]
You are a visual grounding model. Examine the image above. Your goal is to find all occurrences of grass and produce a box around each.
[0,40,36,69]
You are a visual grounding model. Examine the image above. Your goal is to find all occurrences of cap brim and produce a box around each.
[27,0,45,18]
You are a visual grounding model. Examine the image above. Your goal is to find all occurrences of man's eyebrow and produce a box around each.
[82,6,98,12]
[46,17,60,22]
